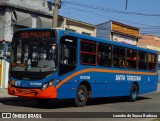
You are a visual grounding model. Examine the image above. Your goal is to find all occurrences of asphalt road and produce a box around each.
[0,91,160,121]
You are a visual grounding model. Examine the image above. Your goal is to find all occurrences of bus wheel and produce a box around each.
[35,99,50,104]
[130,84,138,102]
[75,85,88,107]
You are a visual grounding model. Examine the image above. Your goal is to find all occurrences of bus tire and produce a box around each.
[130,84,138,102]
[75,85,88,107]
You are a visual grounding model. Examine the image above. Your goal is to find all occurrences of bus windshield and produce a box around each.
[10,40,57,73]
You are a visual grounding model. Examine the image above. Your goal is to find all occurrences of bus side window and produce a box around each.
[148,53,156,70]
[138,51,147,70]
[80,40,97,65]
[126,49,137,69]
[98,43,112,67]
[81,42,88,52]
[113,46,125,68]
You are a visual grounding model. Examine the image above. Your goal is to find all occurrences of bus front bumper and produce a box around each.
[8,84,57,99]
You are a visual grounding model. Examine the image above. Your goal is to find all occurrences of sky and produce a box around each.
[58,0,160,36]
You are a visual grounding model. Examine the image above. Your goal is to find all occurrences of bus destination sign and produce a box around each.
[21,32,51,39]
[13,30,56,39]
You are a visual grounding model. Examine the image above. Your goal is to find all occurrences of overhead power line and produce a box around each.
[1,0,160,36]
[63,1,160,17]
[61,4,160,35]
[63,5,160,29]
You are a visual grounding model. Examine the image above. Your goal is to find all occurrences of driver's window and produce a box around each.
[59,36,77,75]
[61,45,76,65]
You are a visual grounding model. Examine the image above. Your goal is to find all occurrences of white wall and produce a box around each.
[1,59,9,88]
[4,8,13,42]
[0,0,53,15]
[32,14,37,28]
[0,9,5,41]
[65,21,96,36]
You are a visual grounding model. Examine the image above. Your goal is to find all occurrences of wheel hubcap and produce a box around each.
[132,90,137,99]
[78,90,85,102]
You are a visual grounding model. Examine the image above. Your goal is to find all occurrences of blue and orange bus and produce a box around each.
[8,28,158,107]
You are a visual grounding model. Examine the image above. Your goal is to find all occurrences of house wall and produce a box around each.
[138,34,160,62]
[96,22,111,40]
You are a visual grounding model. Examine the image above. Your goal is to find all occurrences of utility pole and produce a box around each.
[53,0,60,29]
[125,0,128,10]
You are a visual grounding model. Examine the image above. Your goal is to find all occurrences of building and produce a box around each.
[0,0,96,88]
[0,0,96,42]
[138,34,160,62]
[96,20,140,46]
[64,18,96,36]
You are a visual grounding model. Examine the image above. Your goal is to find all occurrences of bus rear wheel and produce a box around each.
[75,85,88,107]
[130,84,138,102]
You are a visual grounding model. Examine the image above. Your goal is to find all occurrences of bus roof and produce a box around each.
[14,28,54,32]
[14,28,158,54]
[58,29,158,54]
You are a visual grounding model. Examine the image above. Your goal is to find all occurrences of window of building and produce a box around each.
[59,36,77,75]
[13,25,28,32]
[113,46,125,68]
[82,32,91,36]
[138,51,147,70]
[65,28,76,32]
[148,53,156,70]
[126,49,137,69]
[81,40,97,65]
[98,43,112,67]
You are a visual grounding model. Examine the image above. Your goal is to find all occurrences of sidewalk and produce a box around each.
[0,88,13,98]
[0,83,160,99]
[0,88,18,102]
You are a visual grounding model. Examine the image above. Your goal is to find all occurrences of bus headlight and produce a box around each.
[9,80,15,86]
[42,79,56,90]
[48,80,55,86]
[42,83,48,90]
[11,80,16,86]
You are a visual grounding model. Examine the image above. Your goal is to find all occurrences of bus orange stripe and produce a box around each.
[55,68,158,89]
